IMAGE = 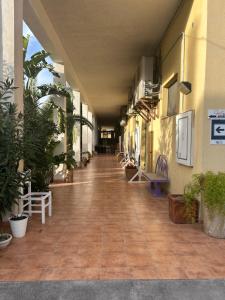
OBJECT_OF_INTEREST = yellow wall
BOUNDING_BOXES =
[125,0,225,193]
[150,0,208,193]
[125,0,211,193]
[202,0,225,171]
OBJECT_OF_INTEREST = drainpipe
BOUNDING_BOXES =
[80,102,82,163]
[180,32,185,112]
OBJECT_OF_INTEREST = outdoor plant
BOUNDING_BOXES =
[184,172,225,237]
[23,35,94,188]
[183,174,203,223]
[0,79,28,244]
[184,172,225,215]
[23,36,74,190]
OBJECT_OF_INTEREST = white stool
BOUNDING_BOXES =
[20,182,52,224]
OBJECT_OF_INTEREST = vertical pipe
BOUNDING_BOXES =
[180,32,185,112]
[80,102,82,163]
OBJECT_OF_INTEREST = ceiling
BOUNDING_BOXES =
[25,0,182,125]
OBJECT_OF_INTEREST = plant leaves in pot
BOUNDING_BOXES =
[185,172,225,238]
[0,79,28,244]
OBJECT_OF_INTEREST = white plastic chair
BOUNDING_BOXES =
[20,181,52,224]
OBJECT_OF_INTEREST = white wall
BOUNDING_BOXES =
[0,0,23,112]
[73,90,81,163]
[82,103,88,152]
[53,62,67,181]
[87,111,93,153]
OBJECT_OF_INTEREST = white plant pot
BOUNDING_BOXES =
[0,234,12,249]
[9,214,28,238]
[203,205,225,239]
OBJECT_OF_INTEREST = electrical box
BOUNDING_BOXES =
[176,110,194,166]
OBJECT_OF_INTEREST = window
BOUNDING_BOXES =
[167,80,180,116]
[101,131,113,139]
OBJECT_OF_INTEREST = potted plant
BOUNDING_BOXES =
[125,161,138,181]
[64,150,77,183]
[0,79,29,240]
[9,214,29,238]
[82,152,89,166]
[168,194,199,224]
[0,231,12,249]
[184,172,225,238]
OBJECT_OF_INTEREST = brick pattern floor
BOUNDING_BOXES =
[0,155,225,280]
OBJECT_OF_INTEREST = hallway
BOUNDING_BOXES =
[0,155,225,280]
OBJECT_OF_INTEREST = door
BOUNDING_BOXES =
[147,131,154,172]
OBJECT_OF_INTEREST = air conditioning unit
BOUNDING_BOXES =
[136,57,154,103]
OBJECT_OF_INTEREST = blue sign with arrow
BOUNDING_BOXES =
[211,119,225,144]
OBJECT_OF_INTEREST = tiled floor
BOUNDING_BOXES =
[1,155,225,280]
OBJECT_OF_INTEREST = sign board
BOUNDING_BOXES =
[208,109,225,119]
[210,119,225,144]
[176,110,194,166]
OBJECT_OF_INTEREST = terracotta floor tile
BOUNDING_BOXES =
[126,253,152,267]
[65,253,101,268]
[102,241,125,253]
[101,252,126,267]
[99,267,131,279]
[41,267,100,280]
[130,267,159,279]
[1,155,225,281]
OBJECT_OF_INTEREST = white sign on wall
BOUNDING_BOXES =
[208,109,225,119]
[210,119,225,144]
[176,110,194,166]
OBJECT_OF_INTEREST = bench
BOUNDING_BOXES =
[145,155,169,196]
[128,155,169,196]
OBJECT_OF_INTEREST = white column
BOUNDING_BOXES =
[73,90,81,164]
[92,115,98,152]
[53,62,67,181]
[82,103,88,153]
[87,111,93,154]
[0,0,23,112]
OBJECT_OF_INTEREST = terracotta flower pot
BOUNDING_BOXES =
[168,194,199,224]
[65,169,74,183]
[125,166,138,181]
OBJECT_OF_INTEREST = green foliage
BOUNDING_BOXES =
[73,115,94,130]
[184,172,225,216]
[23,94,63,191]
[64,150,77,170]
[23,36,59,84]
[23,36,74,191]
[0,80,27,222]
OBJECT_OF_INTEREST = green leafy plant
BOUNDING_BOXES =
[23,36,76,191]
[0,79,27,231]
[184,172,225,217]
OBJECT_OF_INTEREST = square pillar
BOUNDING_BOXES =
[73,90,81,164]
[82,103,88,153]
[0,0,23,112]
[87,111,93,154]
[53,63,67,181]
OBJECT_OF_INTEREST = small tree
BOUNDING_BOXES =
[23,36,76,190]
[0,79,26,229]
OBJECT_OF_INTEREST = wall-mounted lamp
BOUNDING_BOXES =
[179,81,192,95]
